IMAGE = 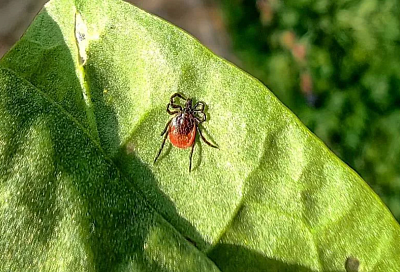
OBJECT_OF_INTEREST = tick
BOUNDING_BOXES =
[154,92,218,172]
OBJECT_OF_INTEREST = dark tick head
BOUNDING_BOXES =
[184,98,193,112]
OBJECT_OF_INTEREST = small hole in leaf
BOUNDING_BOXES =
[345,256,360,272]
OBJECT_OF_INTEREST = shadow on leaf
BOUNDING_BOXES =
[209,243,319,272]
[0,8,215,271]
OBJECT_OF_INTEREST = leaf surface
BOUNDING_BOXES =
[0,0,399,271]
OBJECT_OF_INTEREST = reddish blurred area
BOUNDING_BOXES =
[0,0,233,60]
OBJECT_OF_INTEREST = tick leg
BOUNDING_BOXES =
[197,126,218,148]
[154,131,169,164]
[170,93,186,109]
[160,119,172,136]
[194,101,205,112]
[171,92,187,103]
[189,143,195,172]
[167,103,181,115]
[194,112,206,123]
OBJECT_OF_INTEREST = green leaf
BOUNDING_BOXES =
[0,0,399,271]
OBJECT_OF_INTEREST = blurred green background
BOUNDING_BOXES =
[220,0,400,221]
[1,0,399,221]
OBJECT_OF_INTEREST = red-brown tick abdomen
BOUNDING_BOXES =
[169,113,196,149]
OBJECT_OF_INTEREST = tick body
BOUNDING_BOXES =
[169,113,196,148]
[154,93,218,172]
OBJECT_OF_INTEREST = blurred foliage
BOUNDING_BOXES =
[220,0,400,220]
